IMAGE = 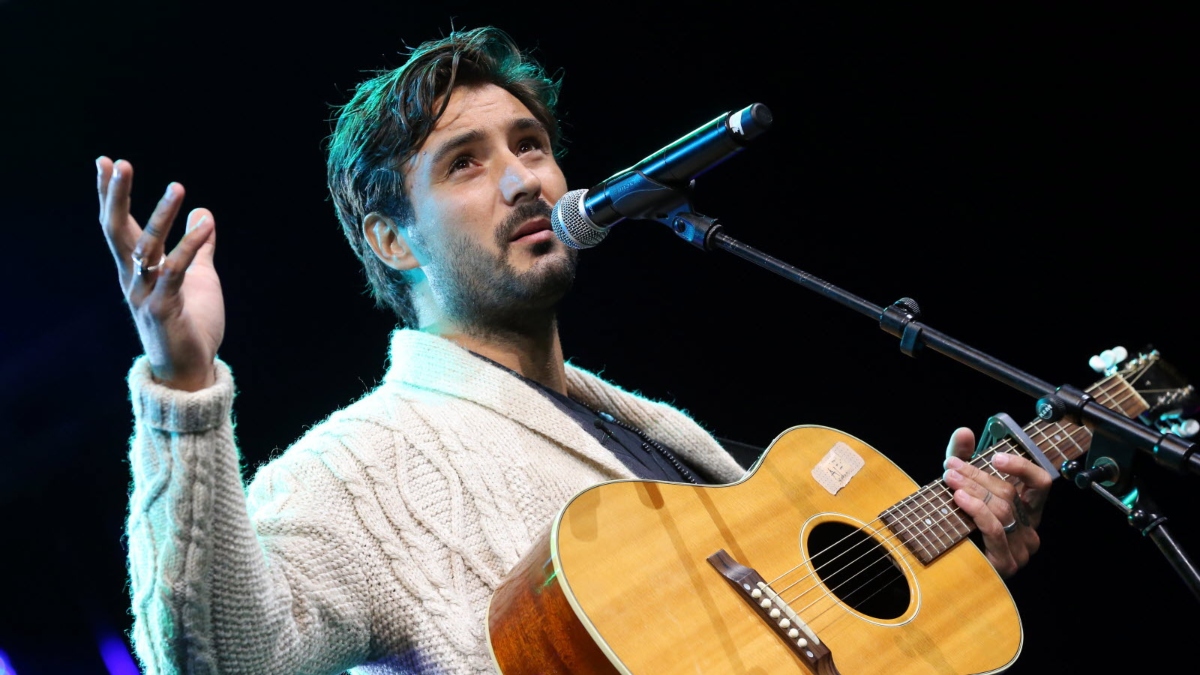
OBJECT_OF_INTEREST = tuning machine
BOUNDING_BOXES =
[1088,346,1129,375]
[1155,410,1200,439]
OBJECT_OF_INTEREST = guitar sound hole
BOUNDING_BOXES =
[806,522,910,620]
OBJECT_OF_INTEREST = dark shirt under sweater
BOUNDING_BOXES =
[470,352,708,484]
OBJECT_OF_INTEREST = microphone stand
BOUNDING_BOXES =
[660,205,1200,602]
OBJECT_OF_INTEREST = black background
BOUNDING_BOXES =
[2,1,1196,673]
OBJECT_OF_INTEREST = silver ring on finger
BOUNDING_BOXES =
[982,489,993,505]
[132,252,166,276]
[1002,519,1018,534]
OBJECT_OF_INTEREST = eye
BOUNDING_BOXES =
[448,155,473,173]
[516,136,546,155]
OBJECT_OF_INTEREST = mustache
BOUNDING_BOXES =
[497,199,555,244]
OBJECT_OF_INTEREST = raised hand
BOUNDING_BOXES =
[97,157,224,391]
[943,427,1053,578]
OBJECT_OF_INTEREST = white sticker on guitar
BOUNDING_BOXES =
[812,442,865,495]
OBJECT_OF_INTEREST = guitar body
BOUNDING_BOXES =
[488,425,1021,674]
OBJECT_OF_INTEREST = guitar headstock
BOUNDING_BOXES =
[1098,346,1198,438]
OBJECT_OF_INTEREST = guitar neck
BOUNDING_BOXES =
[880,371,1150,564]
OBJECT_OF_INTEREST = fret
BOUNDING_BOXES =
[899,495,940,560]
[881,366,1153,565]
[1025,423,1070,465]
[930,483,972,538]
[880,497,936,564]
[914,489,954,551]
[923,486,969,541]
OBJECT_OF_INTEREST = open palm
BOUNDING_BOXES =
[97,157,225,391]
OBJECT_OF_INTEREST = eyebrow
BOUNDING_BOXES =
[511,117,547,135]
[427,129,486,169]
[426,117,549,169]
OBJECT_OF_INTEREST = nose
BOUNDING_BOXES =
[498,153,542,205]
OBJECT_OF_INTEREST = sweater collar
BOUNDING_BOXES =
[382,329,634,477]
[381,329,745,484]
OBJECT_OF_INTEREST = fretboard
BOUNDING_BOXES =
[879,372,1150,564]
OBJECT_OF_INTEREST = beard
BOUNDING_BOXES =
[415,199,579,335]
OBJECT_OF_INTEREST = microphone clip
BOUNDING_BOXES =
[603,173,725,250]
[667,210,724,250]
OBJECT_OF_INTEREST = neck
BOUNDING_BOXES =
[422,316,569,396]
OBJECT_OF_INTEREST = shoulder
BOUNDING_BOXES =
[564,360,694,417]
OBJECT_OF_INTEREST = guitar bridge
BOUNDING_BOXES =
[707,549,841,675]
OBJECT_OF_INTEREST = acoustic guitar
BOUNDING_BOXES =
[487,349,1191,674]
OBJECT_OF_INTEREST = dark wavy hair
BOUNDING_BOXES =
[325,26,565,326]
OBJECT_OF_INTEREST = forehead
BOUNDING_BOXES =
[428,84,535,143]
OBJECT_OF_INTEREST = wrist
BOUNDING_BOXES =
[150,362,217,392]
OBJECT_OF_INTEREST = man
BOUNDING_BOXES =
[95,26,1050,674]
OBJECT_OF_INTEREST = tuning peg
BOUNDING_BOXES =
[1088,346,1129,374]
[1171,419,1199,438]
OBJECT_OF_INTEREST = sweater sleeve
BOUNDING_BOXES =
[124,356,372,675]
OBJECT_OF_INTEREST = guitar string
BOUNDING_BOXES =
[780,382,1133,624]
[771,422,1095,618]
[802,400,1118,617]
[768,372,1131,593]
[789,382,1135,626]
[779,378,1131,616]
[805,371,1143,617]
[762,375,1136,622]
[786,423,1103,623]
[767,373,1127,594]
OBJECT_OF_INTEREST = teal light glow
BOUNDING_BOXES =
[1121,487,1141,511]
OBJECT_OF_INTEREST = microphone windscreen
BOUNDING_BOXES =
[550,189,607,249]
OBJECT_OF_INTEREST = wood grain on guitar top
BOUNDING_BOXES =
[490,425,1022,675]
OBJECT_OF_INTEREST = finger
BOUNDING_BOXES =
[101,159,143,272]
[945,457,1022,540]
[992,452,1053,494]
[131,182,187,284]
[96,156,112,216]
[945,427,976,461]
[945,454,1017,502]
[158,212,216,294]
[944,461,1016,519]
[185,208,217,266]
[992,452,1053,527]
[952,488,1019,578]
[1021,528,1041,558]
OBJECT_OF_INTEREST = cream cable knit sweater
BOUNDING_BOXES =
[125,329,746,674]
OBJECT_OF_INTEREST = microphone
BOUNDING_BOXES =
[551,102,773,249]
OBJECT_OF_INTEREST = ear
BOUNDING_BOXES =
[362,212,420,272]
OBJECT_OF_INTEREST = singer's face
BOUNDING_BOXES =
[401,83,576,328]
